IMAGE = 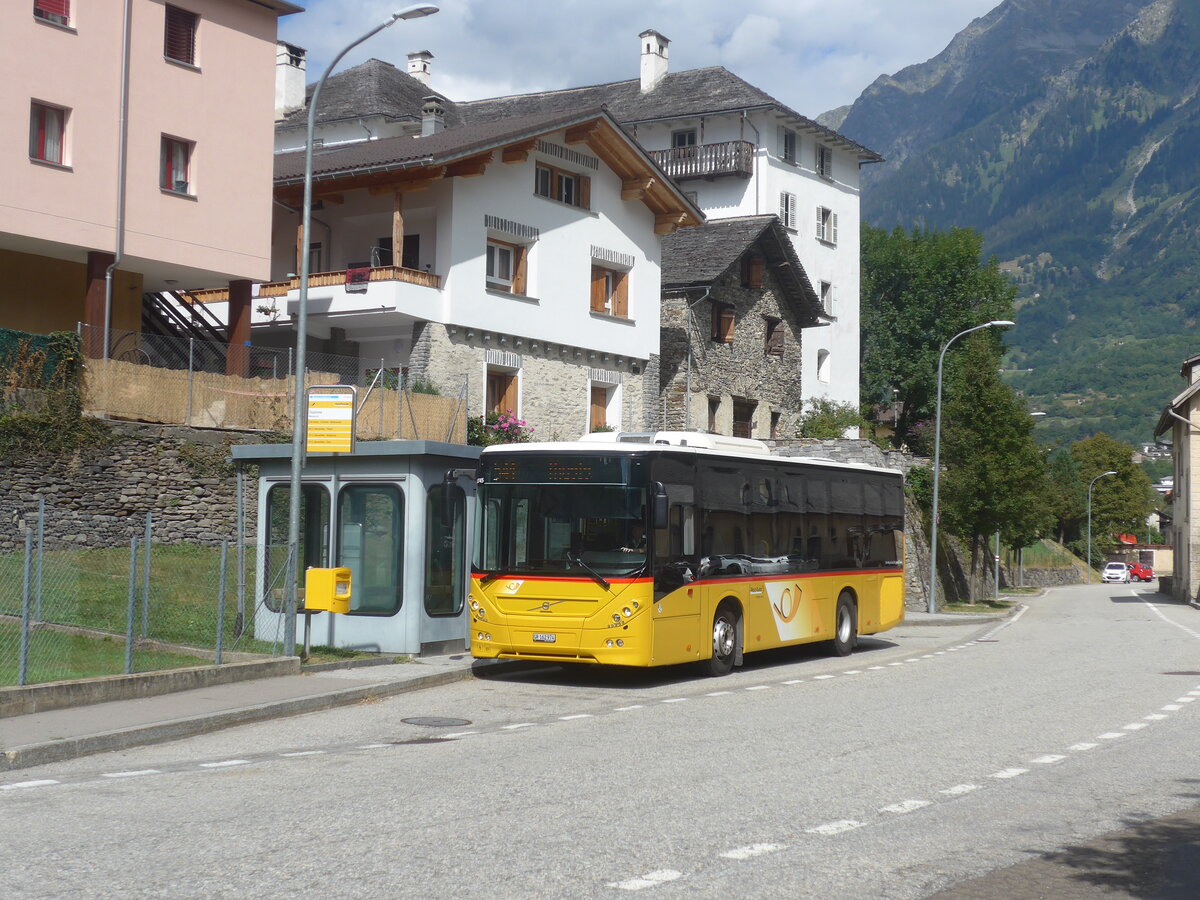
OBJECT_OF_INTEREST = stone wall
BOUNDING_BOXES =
[0,422,255,552]
[660,262,806,438]
[408,321,657,440]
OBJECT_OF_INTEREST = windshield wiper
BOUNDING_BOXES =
[479,570,502,585]
[566,552,610,590]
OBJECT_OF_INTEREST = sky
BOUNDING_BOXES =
[278,0,1002,119]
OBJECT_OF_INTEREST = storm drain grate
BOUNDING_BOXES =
[401,716,472,727]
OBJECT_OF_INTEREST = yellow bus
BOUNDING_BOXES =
[469,431,905,675]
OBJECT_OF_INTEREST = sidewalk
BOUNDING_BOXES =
[1,609,1007,773]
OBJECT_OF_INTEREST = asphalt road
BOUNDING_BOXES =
[3,582,1199,899]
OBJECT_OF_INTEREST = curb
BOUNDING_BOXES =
[1,664,481,772]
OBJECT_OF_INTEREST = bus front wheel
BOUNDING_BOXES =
[831,593,857,657]
[706,603,739,676]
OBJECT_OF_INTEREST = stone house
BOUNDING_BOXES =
[1154,353,1200,604]
[659,216,827,439]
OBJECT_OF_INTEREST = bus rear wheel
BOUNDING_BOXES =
[706,603,739,676]
[831,593,856,657]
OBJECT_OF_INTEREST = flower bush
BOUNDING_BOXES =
[468,410,535,446]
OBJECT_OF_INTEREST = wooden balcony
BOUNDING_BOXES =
[189,265,441,303]
[647,140,755,181]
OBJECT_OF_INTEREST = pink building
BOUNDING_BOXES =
[0,0,299,360]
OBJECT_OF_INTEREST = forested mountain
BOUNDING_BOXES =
[830,0,1200,446]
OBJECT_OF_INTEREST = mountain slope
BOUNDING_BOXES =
[834,0,1200,446]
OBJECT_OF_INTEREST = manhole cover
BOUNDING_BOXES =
[401,716,472,727]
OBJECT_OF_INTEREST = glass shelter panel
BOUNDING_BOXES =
[337,484,404,615]
[264,484,330,612]
[426,485,465,616]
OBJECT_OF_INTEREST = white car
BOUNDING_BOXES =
[1102,562,1130,583]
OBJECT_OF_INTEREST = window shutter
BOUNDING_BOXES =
[749,255,764,289]
[164,6,198,64]
[512,245,527,295]
[830,212,839,245]
[613,271,628,318]
[765,320,785,356]
[815,206,825,241]
[590,267,607,312]
[712,304,734,343]
[578,175,591,209]
[35,0,70,17]
[779,192,788,223]
[784,193,796,229]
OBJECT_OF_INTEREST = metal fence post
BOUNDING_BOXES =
[235,466,246,638]
[186,337,195,425]
[288,346,294,429]
[19,530,33,686]
[34,495,45,622]
[216,541,228,665]
[125,536,138,675]
[141,511,152,638]
[379,357,385,437]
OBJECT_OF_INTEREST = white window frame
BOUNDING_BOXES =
[780,127,797,164]
[486,241,514,291]
[817,349,831,383]
[820,281,834,315]
[816,144,833,179]
[816,206,838,245]
[779,191,797,230]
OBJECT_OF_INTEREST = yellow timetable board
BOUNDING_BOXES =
[305,386,356,453]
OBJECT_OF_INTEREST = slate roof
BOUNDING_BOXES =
[458,67,880,161]
[275,107,605,183]
[277,58,462,131]
[660,215,828,327]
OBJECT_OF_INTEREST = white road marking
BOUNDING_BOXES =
[745,685,770,691]
[502,723,534,730]
[200,760,248,768]
[1162,705,1183,711]
[443,731,479,738]
[1176,697,1196,703]
[814,674,836,680]
[939,784,979,796]
[1,779,59,790]
[781,679,804,685]
[559,714,593,720]
[661,698,688,704]
[888,662,905,666]
[920,655,935,659]
[1069,743,1099,751]
[101,769,162,778]
[806,820,865,835]
[1144,714,1168,721]
[842,670,864,675]
[608,869,682,891]
[721,843,784,860]
[704,692,732,697]
[1098,732,1126,740]
[989,768,1029,779]
[880,799,931,814]
[615,705,645,710]
[1123,723,1148,731]
[868,666,886,670]
[1031,755,1066,765]
[905,658,921,663]
[355,744,390,749]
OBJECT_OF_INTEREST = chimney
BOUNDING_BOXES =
[421,96,445,136]
[275,42,307,118]
[407,50,434,86]
[639,29,669,93]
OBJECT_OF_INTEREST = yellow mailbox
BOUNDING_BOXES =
[304,567,352,614]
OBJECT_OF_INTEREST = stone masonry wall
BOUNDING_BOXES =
[408,321,658,440]
[0,422,256,552]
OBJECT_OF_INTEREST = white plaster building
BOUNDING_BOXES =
[1155,353,1200,605]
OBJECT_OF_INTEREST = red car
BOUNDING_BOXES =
[1128,562,1155,582]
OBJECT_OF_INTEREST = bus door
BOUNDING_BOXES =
[651,480,700,664]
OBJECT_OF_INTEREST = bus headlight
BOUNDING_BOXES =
[476,606,487,621]
[616,639,624,647]
[622,607,632,618]
[606,639,614,648]
[612,613,621,623]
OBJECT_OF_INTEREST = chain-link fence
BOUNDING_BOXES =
[0,497,283,687]
[84,323,466,441]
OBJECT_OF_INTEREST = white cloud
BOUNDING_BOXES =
[280,0,1000,116]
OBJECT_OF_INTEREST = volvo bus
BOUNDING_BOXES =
[468,431,905,675]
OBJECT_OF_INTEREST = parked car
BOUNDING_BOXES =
[1128,562,1155,582]
[1102,562,1130,583]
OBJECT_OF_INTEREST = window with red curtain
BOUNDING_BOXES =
[29,103,66,164]
[160,137,191,193]
[33,0,70,26]
[164,5,198,64]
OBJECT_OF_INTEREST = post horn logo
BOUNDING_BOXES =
[772,586,802,623]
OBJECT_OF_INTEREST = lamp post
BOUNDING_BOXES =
[1086,470,1117,584]
[284,5,439,656]
[926,319,1014,613]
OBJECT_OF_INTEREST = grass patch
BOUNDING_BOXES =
[0,622,210,685]
[944,601,1017,613]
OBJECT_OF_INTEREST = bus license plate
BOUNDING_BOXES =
[532,633,556,643]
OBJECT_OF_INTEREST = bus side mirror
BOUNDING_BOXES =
[442,467,473,521]
[651,481,669,530]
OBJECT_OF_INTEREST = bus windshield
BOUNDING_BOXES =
[475,454,649,579]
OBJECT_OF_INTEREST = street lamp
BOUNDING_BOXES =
[1086,470,1117,584]
[284,5,439,656]
[926,319,1014,613]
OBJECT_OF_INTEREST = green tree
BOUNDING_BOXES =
[938,336,1051,602]
[1043,448,1086,544]
[795,398,865,439]
[1069,433,1152,563]
[860,225,1017,450]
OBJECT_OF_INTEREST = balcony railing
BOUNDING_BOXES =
[189,265,441,304]
[647,140,755,181]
